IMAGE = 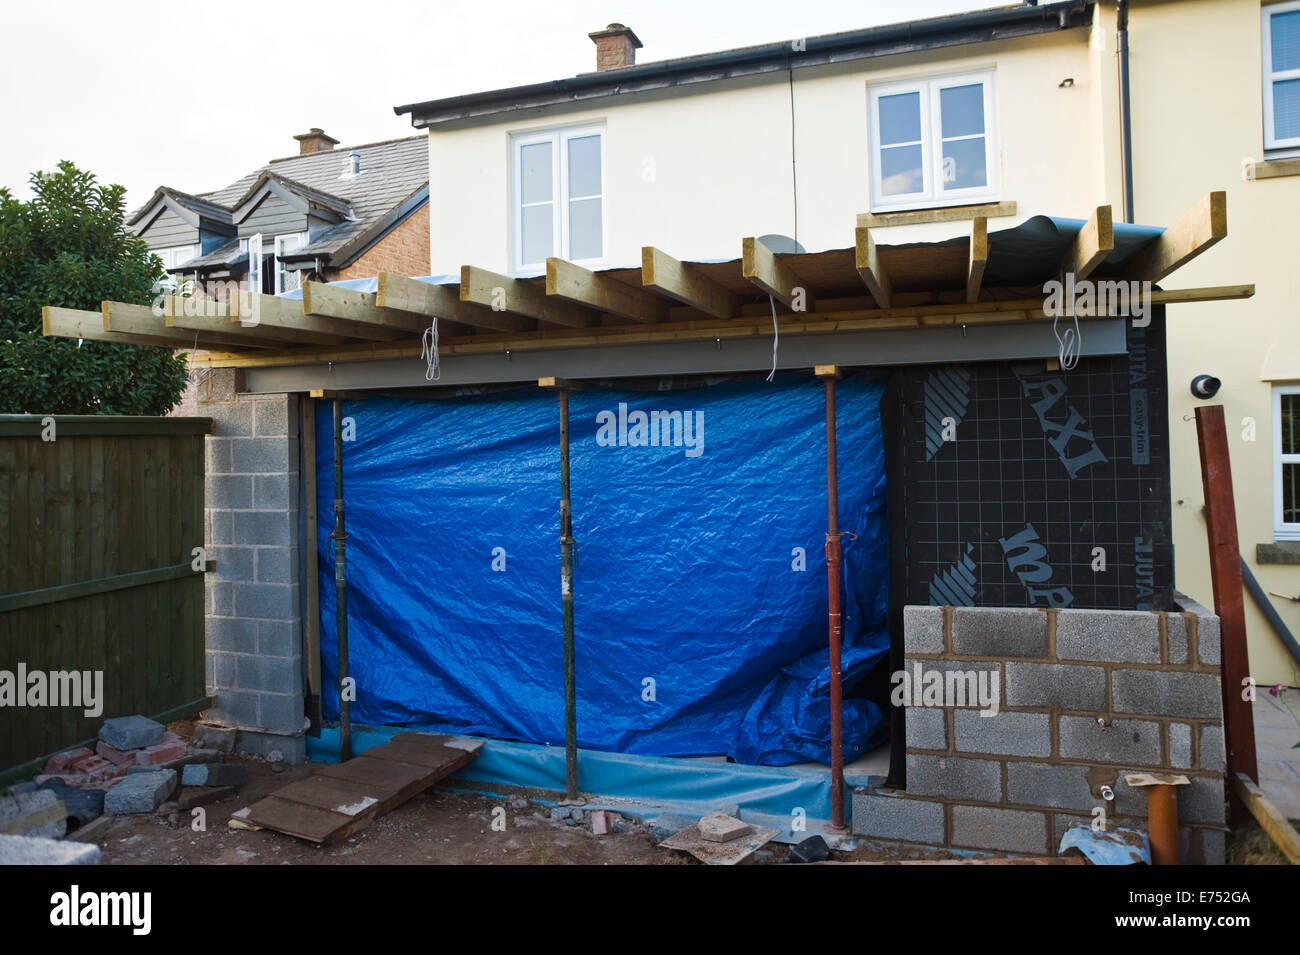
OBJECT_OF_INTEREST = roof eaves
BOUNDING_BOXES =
[396,1,1092,128]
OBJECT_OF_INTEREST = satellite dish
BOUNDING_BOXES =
[756,233,806,255]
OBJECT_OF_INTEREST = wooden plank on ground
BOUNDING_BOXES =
[1234,772,1300,864]
[242,733,480,843]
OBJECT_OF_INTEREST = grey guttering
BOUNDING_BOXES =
[395,1,1093,128]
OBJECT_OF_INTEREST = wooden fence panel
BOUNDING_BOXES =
[0,415,213,783]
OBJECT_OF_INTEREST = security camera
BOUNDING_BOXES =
[1190,375,1221,399]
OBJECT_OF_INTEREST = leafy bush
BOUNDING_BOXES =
[0,162,189,415]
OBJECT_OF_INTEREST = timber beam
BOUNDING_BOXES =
[460,265,595,328]
[640,246,738,319]
[966,218,988,305]
[231,292,403,342]
[854,227,891,309]
[165,296,344,346]
[376,272,530,333]
[301,281,439,336]
[546,258,667,324]
[1059,205,1114,282]
[1124,191,1227,282]
[743,236,812,311]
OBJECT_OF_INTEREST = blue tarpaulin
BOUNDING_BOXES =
[316,372,890,765]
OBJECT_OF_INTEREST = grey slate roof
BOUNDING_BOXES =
[128,186,234,227]
[182,238,246,271]
[133,135,428,270]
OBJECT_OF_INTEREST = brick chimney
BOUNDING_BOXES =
[293,128,339,155]
[588,23,642,71]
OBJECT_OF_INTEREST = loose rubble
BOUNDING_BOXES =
[2,715,246,844]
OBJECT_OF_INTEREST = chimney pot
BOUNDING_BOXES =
[293,127,340,155]
[588,23,642,71]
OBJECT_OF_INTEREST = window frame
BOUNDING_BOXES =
[274,232,308,294]
[1263,1,1300,151]
[153,245,195,270]
[868,69,999,212]
[510,123,606,275]
[1275,383,1300,539]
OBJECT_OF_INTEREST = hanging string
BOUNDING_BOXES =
[766,293,779,382]
[421,316,441,381]
[1053,270,1082,371]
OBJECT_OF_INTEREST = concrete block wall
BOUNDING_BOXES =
[853,596,1227,863]
[176,369,307,762]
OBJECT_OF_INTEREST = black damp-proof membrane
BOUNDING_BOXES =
[888,305,1172,613]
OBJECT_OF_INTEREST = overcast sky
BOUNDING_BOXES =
[0,0,1008,208]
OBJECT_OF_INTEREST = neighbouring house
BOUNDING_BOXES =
[128,129,429,297]
[41,2,1276,863]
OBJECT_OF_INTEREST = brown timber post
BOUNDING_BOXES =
[1194,406,1258,809]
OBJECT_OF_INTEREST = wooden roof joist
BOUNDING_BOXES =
[184,284,1256,370]
[231,292,404,342]
[302,281,469,337]
[103,301,270,351]
[37,191,1247,365]
[1123,191,1226,282]
[376,272,530,333]
[165,296,347,347]
[546,257,666,324]
[460,265,595,328]
[744,236,814,311]
[640,246,738,318]
[966,218,988,305]
[855,226,891,309]
[1059,205,1113,282]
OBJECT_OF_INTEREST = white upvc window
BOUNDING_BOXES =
[1264,2,1300,150]
[511,124,605,274]
[153,245,195,270]
[275,232,308,294]
[1275,384,1300,539]
[868,70,998,212]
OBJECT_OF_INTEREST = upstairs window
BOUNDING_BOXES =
[1276,384,1300,539]
[1264,2,1300,150]
[511,125,604,274]
[153,245,195,270]
[868,70,998,211]
[275,232,307,294]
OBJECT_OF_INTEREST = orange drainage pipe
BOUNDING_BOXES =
[1125,773,1191,865]
[817,365,847,833]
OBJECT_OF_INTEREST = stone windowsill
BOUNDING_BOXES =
[1257,540,1300,564]
[1245,157,1300,181]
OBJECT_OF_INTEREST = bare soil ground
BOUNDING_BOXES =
[50,721,1280,865]
[85,747,684,866]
